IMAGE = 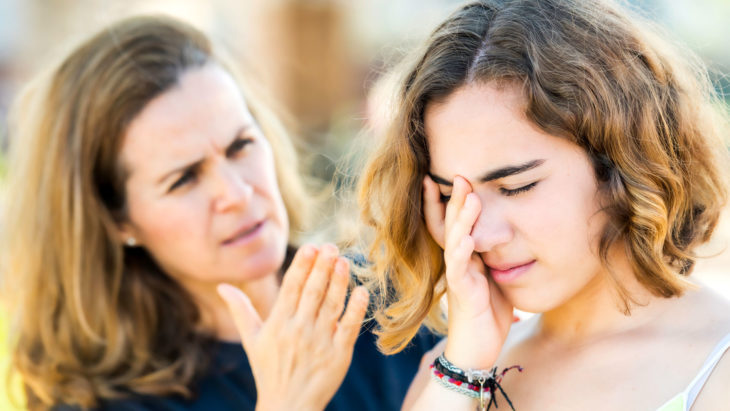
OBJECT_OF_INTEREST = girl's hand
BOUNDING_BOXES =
[423,175,513,370]
[218,244,369,411]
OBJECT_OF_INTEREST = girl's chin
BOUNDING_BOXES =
[501,290,560,315]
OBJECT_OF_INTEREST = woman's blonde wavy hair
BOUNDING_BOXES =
[359,0,729,354]
[2,15,311,409]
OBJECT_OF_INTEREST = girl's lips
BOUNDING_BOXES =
[488,260,535,283]
[222,220,265,246]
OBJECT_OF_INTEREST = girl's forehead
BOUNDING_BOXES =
[424,85,553,157]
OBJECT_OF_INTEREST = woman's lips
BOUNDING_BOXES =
[222,220,265,246]
[488,260,535,283]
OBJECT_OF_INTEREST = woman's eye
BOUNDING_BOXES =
[227,137,253,158]
[169,169,197,192]
[439,193,452,203]
[500,181,538,197]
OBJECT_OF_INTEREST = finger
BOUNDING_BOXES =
[487,275,514,330]
[218,283,262,351]
[334,286,369,349]
[315,257,350,336]
[423,175,446,248]
[445,235,475,285]
[270,245,318,320]
[296,243,339,320]
[449,192,481,241]
[444,176,472,232]
[444,193,480,255]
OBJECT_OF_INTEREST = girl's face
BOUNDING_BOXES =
[119,64,289,288]
[424,83,609,313]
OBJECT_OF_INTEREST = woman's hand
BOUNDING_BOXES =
[423,175,513,370]
[218,244,369,411]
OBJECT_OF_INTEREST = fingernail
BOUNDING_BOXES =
[455,175,471,190]
[354,287,369,302]
[217,283,238,303]
[322,243,339,255]
[299,244,316,258]
[337,258,350,274]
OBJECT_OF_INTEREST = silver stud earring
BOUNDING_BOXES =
[125,237,137,247]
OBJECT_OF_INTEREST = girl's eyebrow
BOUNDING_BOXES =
[428,159,545,186]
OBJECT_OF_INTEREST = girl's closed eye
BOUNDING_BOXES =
[500,181,538,197]
[440,181,539,202]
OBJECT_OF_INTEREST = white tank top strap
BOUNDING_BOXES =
[685,331,730,408]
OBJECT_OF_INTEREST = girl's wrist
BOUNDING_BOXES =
[429,352,523,411]
[443,345,494,373]
[444,333,499,370]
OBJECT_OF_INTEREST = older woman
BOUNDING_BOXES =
[3,15,434,411]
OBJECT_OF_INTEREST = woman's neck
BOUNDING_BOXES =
[180,272,281,343]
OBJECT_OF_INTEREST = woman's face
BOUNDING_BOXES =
[424,83,608,313]
[119,64,289,287]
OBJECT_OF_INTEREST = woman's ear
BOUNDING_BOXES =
[117,222,141,247]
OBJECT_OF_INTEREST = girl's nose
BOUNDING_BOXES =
[471,202,514,253]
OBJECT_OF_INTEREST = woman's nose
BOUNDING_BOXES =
[211,162,253,213]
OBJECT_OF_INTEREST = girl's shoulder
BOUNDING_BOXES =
[655,286,730,409]
[670,286,730,335]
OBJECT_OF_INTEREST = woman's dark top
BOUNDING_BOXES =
[56,323,439,411]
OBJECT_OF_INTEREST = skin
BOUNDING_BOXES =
[118,64,368,410]
[119,64,290,334]
[405,82,730,410]
[220,244,370,411]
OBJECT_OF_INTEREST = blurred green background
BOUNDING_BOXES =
[0,1,728,409]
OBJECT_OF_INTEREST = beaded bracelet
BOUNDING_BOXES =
[430,354,523,411]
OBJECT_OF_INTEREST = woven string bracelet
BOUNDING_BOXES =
[430,363,482,399]
[431,354,523,411]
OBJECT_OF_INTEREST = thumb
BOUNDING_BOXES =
[422,175,446,247]
[217,283,262,349]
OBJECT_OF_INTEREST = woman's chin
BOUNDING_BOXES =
[229,248,288,282]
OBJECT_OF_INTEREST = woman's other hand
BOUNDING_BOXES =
[218,244,369,411]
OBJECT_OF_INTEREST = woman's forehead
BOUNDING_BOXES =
[120,66,254,178]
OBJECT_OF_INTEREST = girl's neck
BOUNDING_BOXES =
[537,248,670,345]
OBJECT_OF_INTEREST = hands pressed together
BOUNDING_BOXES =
[218,244,369,411]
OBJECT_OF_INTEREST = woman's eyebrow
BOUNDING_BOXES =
[428,159,545,186]
[224,124,254,157]
[157,158,204,185]
[156,125,255,185]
